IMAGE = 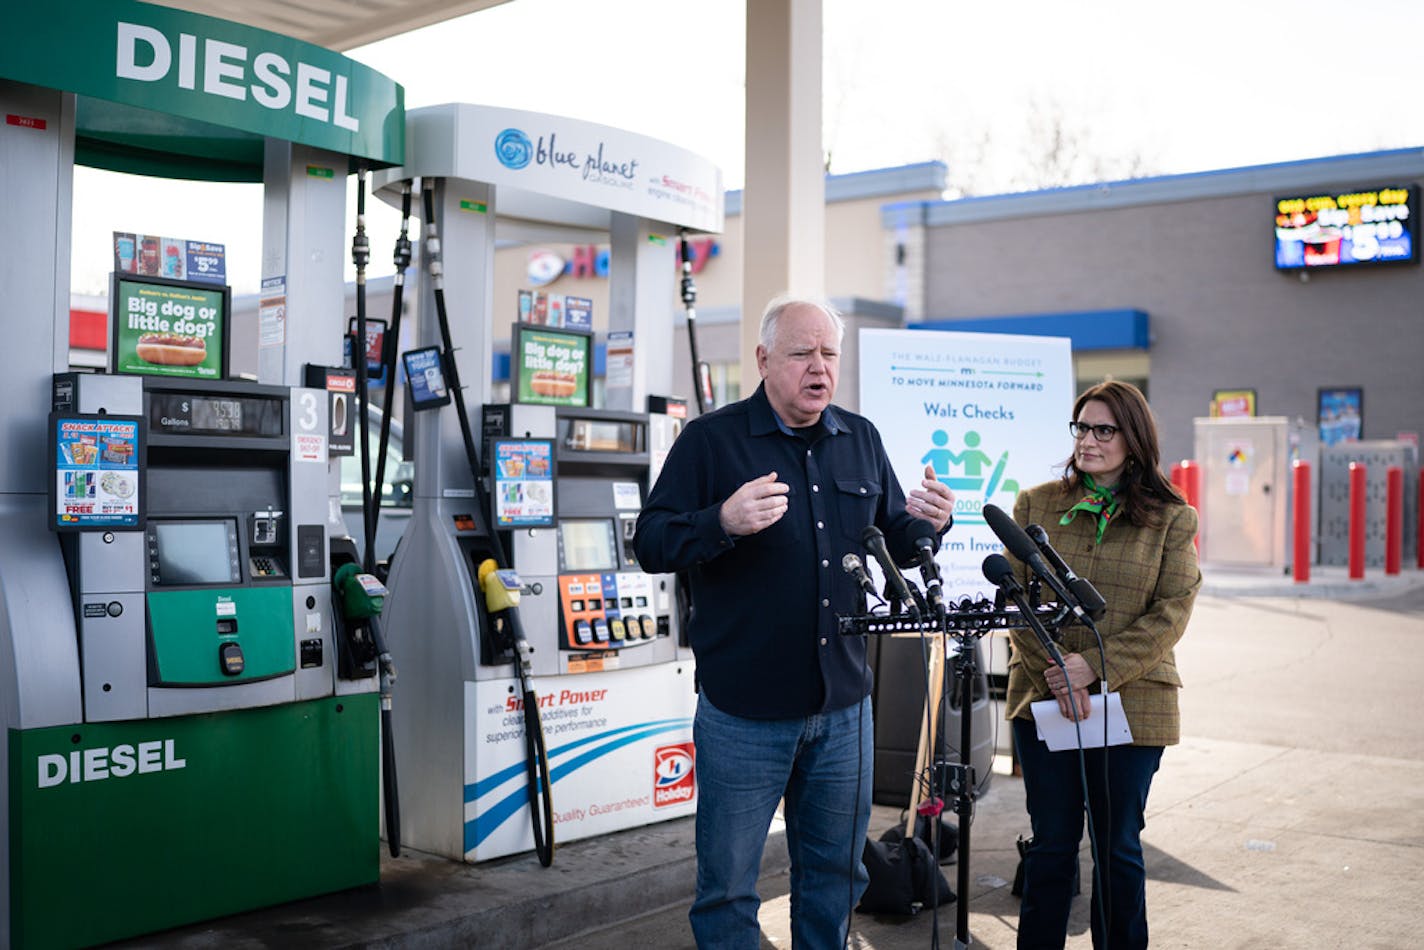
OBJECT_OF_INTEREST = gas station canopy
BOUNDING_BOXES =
[147,0,512,53]
[4,0,411,180]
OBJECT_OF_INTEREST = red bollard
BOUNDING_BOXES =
[1292,460,1311,584]
[1418,468,1424,570]
[1179,460,1202,549]
[1385,466,1403,575]
[1170,461,1186,495]
[1348,462,1367,580]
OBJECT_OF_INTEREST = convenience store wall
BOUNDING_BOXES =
[914,149,1424,467]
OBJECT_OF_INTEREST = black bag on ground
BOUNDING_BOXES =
[880,813,958,864]
[857,834,955,915]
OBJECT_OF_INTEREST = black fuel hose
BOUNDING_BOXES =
[370,182,414,563]
[353,165,401,858]
[421,181,555,866]
[679,230,712,414]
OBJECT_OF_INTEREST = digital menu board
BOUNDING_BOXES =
[1274,185,1418,270]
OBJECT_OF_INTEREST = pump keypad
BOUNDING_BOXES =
[249,556,285,578]
[557,572,661,651]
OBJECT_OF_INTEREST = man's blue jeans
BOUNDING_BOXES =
[689,693,873,949]
[1012,717,1164,950]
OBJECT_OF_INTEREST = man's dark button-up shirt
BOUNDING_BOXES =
[634,384,938,719]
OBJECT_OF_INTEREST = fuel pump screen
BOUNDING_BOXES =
[558,519,617,572]
[152,520,240,585]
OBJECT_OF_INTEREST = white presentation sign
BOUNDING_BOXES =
[859,329,1074,601]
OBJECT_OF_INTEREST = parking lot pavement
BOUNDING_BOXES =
[568,572,1424,949]
[124,568,1424,949]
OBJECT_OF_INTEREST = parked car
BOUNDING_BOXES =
[339,409,412,566]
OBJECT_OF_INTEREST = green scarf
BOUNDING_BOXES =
[1059,473,1121,544]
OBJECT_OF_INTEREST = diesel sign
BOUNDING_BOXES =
[37,739,187,788]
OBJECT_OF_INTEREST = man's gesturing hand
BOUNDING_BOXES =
[718,472,790,537]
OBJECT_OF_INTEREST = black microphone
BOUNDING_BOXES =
[982,554,1064,665]
[841,553,877,599]
[1026,523,1107,621]
[981,552,1023,594]
[913,536,944,612]
[982,504,1089,623]
[861,525,917,616]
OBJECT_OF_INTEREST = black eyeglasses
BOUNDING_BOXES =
[1069,421,1119,442]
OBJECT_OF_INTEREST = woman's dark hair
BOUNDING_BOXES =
[1061,379,1185,527]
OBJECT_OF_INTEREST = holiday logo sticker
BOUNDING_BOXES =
[652,742,695,808]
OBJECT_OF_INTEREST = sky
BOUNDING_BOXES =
[69,0,1424,296]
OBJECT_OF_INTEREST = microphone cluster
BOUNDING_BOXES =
[841,526,945,621]
[980,505,1105,625]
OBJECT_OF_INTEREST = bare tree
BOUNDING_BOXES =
[938,97,1157,198]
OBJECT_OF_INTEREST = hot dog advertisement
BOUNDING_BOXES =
[112,276,228,379]
[515,324,591,407]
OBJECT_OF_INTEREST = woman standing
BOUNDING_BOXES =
[1005,380,1201,950]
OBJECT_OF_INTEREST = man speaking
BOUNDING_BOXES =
[635,296,954,947]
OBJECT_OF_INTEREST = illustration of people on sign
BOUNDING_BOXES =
[922,429,1018,499]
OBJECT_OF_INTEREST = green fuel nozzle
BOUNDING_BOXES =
[333,563,388,620]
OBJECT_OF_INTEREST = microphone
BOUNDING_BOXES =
[982,554,1064,665]
[861,525,917,616]
[981,553,1023,595]
[982,504,1089,623]
[913,536,944,612]
[841,553,878,599]
[1025,524,1107,621]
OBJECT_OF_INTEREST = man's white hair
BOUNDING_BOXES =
[758,296,846,350]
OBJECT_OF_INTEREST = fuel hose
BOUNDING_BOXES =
[422,181,555,866]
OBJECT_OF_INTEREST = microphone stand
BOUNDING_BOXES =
[938,598,1004,950]
[841,593,1065,949]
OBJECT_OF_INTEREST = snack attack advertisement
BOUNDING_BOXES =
[112,276,228,379]
[515,325,590,407]
[493,439,555,527]
[51,415,142,530]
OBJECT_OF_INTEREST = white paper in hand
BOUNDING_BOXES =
[1030,691,1133,751]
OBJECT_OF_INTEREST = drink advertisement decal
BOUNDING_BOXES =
[859,329,1073,600]
[52,415,142,530]
[113,279,226,379]
[402,346,451,410]
[113,232,226,284]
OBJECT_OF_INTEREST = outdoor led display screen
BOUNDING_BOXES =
[1274,184,1418,270]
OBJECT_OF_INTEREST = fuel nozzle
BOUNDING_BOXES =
[332,563,396,688]
[333,562,387,620]
[478,558,532,666]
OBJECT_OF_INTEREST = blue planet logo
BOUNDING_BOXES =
[495,128,533,170]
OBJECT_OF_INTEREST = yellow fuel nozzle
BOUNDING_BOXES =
[478,558,522,613]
